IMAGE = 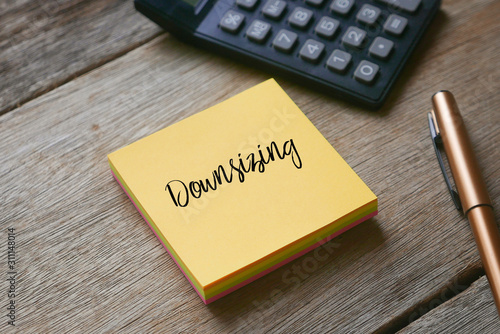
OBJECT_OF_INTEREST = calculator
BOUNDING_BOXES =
[135,0,441,108]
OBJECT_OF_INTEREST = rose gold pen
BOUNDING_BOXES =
[429,90,500,316]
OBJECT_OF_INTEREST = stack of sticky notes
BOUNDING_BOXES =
[108,79,377,304]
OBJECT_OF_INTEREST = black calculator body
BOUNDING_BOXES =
[135,0,441,108]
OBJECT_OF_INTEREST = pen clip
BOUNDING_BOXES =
[428,111,462,211]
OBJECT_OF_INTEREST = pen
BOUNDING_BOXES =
[429,90,500,316]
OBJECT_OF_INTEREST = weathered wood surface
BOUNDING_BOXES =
[0,0,499,332]
[0,0,161,115]
[398,276,500,333]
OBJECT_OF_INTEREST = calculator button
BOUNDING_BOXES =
[398,0,421,12]
[288,7,313,29]
[246,20,272,43]
[326,49,352,73]
[220,10,245,33]
[305,0,325,7]
[384,14,408,35]
[273,29,298,53]
[342,26,367,48]
[262,0,287,20]
[299,39,325,63]
[377,0,421,13]
[330,0,355,16]
[354,60,379,84]
[315,17,340,39]
[369,37,394,59]
[356,4,381,26]
[237,0,259,10]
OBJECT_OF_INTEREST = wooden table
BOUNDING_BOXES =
[1,0,499,332]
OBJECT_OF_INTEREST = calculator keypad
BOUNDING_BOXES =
[208,0,439,107]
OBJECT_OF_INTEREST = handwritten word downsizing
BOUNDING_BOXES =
[165,139,302,207]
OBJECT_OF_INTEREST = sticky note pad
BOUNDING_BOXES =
[108,79,377,304]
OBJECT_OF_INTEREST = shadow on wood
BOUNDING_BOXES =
[204,218,385,326]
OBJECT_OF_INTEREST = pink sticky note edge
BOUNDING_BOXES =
[111,169,377,304]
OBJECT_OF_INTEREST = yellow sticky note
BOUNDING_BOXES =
[108,79,377,303]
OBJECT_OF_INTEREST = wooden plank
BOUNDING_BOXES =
[0,0,499,332]
[397,276,500,333]
[0,0,161,115]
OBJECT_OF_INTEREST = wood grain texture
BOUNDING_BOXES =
[0,0,161,115]
[0,0,499,332]
[398,276,500,333]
